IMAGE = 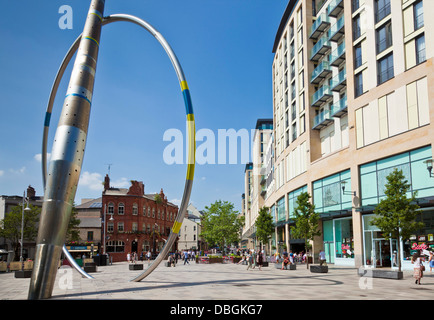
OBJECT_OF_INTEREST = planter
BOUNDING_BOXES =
[15,270,32,278]
[232,257,242,264]
[209,257,223,264]
[84,262,97,273]
[129,264,144,270]
[310,265,328,273]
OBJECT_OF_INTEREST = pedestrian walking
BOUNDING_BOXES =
[429,251,434,272]
[412,251,425,285]
[246,252,253,270]
[319,249,327,266]
[257,250,263,271]
[127,252,131,263]
[183,251,189,265]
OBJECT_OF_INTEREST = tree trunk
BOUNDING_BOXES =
[305,239,309,269]
[397,231,402,273]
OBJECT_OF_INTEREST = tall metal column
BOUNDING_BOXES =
[28,0,105,300]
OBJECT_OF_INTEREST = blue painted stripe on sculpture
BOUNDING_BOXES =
[44,112,52,127]
[66,93,92,105]
[182,89,194,115]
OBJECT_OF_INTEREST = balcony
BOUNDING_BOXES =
[330,68,347,92]
[328,15,345,42]
[260,185,267,196]
[330,96,348,117]
[310,37,331,61]
[328,0,344,18]
[309,13,331,40]
[313,109,334,130]
[329,42,345,67]
[311,60,332,85]
[311,85,333,107]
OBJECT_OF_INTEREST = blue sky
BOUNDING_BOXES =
[0,0,287,212]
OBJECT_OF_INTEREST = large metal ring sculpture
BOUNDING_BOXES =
[31,0,195,300]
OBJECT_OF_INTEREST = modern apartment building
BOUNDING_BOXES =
[241,120,273,250]
[262,0,434,270]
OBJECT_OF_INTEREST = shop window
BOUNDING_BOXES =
[334,218,354,258]
[106,240,125,253]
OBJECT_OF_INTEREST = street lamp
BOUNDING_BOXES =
[423,159,433,177]
[20,191,31,270]
[340,181,356,196]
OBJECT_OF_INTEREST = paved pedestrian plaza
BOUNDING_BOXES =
[1,260,433,301]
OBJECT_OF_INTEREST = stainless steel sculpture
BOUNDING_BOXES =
[31,1,195,299]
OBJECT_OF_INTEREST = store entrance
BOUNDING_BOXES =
[373,239,392,267]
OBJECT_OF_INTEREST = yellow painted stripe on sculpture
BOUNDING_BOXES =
[172,221,182,233]
[180,80,189,91]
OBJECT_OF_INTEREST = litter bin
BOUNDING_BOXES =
[99,254,107,266]
[93,255,101,266]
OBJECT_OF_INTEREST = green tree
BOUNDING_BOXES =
[255,206,274,253]
[291,192,321,269]
[0,204,40,260]
[66,203,81,243]
[371,168,424,272]
[200,200,244,252]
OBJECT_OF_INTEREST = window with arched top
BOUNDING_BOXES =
[143,205,146,216]
[132,203,138,215]
[118,203,124,215]
[148,207,151,217]
[152,208,155,218]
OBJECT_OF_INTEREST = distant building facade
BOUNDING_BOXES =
[101,175,179,262]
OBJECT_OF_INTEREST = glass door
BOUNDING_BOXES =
[373,239,382,267]
[324,242,335,264]
[391,239,399,268]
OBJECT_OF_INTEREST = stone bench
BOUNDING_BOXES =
[129,264,144,270]
[310,265,328,273]
[358,268,403,280]
[274,263,296,270]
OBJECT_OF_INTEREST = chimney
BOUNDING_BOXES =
[27,185,36,199]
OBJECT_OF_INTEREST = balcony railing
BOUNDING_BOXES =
[311,85,333,107]
[309,13,330,39]
[330,42,345,67]
[330,96,348,117]
[311,60,332,84]
[328,15,345,42]
[313,109,334,130]
[330,68,347,92]
[310,36,331,61]
[328,0,344,18]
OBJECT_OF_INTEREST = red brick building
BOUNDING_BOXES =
[101,175,179,262]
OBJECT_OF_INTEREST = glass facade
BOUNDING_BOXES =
[313,169,352,216]
[360,145,434,207]
[360,146,434,269]
[287,185,308,219]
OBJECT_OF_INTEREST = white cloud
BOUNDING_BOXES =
[34,153,51,163]
[78,171,104,191]
[170,198,181,206]
[111,177,130,188]
[10,167,26,174]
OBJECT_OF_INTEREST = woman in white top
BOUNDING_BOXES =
[411,251,425,285]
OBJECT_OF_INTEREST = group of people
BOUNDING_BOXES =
[412,250,434,285]
[167,250,197,267]
[127,251,152,263]
[237,249,265,271]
